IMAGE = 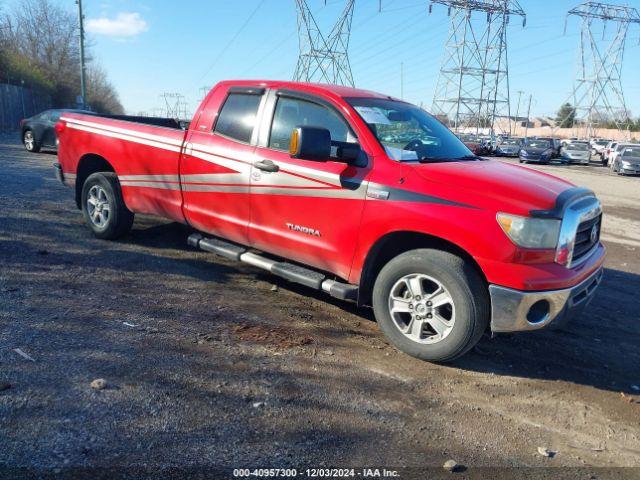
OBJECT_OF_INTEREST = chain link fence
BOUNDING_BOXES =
[0,83,52,132]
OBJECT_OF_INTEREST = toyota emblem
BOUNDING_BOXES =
[590,224,598,244]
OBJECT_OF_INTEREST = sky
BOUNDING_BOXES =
[9,0,640,118]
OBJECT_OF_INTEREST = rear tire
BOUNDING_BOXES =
[372,249,490,363]
[81,172,134,240]
[23,130,40,153]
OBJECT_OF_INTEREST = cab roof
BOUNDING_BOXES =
[215,80,397,100]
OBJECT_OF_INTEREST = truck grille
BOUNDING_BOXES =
[573,214,601,263]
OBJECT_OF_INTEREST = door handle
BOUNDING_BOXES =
[254,159,279,173]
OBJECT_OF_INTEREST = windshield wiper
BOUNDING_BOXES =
[418,155,480,163]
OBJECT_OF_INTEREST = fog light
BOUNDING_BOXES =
[526,300,550,324]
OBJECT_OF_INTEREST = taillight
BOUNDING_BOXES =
[54,121,66,135]
[19,119,25,128]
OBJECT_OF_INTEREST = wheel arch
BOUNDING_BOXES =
[357,230,487,307]
[22,126,38,142]
[75,154,116,208]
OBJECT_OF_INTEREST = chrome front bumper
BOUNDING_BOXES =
[489,268,604,333]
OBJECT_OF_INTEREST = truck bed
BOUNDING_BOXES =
[58,112,189,222]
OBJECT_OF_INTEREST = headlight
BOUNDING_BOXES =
[497,213,561,249]
[520,150,528,156]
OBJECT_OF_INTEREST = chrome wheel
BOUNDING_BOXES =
[388,273,455,344]
[24,131,34,151]
[86,185,111,228]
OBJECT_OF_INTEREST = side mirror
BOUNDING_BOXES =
[289,126,331,161]
[334,141,361,163]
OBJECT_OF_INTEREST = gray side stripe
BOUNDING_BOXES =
[360,181,477,209]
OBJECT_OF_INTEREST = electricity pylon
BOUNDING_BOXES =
[159,93,185,119]
[561,2,640,138]
[430,0,526,135]
[293,0,356,86]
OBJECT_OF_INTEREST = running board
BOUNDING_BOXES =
[188,233,358,301]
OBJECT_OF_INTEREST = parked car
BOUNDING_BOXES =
[536,137,562,158]
[608,143,636,168]
[590,139,611,158]
[20,109,92,153]
[560,142,591,165]
[479,135,497,154]
[611,145,640,175]
[519,139,555,163]
[602,141,618,165]
[54,80,605,363]
[561,137,579,147]
[495,138,523,157]
[458,133,491,156]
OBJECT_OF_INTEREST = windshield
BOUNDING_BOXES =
[622,148,640,158]
[501,139,521,146]
[595,141,609,146]
[347,98,473,162]
[567,143,588,151]
[526,140,550,148]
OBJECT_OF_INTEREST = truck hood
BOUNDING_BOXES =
[409,160,574,213]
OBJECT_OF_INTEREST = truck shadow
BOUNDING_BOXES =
[269,264,640,394]
[125,221,640,395]
[7,208,637,396]
[453,267,640,394]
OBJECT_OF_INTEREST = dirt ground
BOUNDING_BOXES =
[1,135,639,479]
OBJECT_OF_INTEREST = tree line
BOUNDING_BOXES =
[556,103,640,132]
[0,0,123,114]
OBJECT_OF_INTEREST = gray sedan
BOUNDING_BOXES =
[612,146,640,175]
[560,142,591,165]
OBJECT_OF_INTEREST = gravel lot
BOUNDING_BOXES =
[1,136,639,479]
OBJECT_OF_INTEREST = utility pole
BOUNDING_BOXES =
[515,90,524,136]
[76,0,87,108]
[400,62,404,100]
[199,86,211,103]
[524,94,532,139]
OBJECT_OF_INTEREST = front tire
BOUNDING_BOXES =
[23,130,40,153]
[372,249,490,363]
[81,172,134,239]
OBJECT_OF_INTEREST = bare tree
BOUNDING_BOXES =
[1,0,123,113]
[86,64,124,114]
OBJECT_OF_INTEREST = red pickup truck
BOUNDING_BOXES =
[54,80,605,362]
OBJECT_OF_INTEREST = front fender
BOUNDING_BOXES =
[348,197,516,285]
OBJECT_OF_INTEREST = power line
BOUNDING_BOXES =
[193,0,268,86]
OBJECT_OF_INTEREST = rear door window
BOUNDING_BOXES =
[214,93,263,143]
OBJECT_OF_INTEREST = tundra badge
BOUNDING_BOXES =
[286,223,321,237]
